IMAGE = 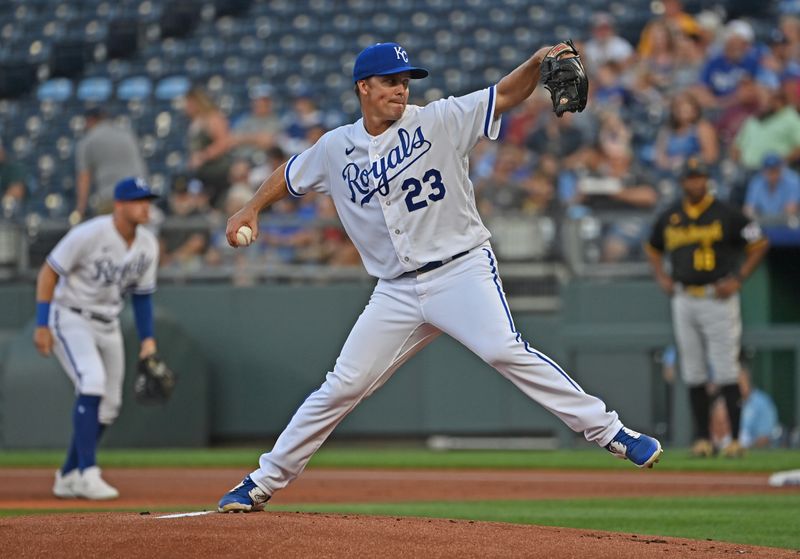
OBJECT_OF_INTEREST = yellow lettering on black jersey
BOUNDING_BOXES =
[664,220,723,251]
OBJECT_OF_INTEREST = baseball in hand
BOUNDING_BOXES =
[236,225,253,247]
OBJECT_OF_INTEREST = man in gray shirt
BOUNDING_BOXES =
[74,107,147,220]
[229,85,282,163]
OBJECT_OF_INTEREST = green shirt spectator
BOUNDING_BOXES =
[733,97,800,170]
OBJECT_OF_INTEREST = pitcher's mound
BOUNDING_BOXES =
[2,511,797,558]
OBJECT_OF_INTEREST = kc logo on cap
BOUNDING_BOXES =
[394,45,408,62]
[353,42,429,83]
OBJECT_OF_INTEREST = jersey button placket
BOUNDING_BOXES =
[381,185,411,268]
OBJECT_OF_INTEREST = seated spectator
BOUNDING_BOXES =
[314,197,361,267]
[715,77,762,149]
[281,88,323,154]
[694,20,765,109]
[468,138,499,184]
[779,14,800,61]
[763,30,800,108]
[669,31,707,94]
[0,140,27,217]
[205,184,262,285]
[502,94,550,146]
[638,0,700,58]
[583,14,634,71]
[249,146,289,192]
[744,153,800,218]
[655,93,719,176]
[694,9,724,51]
[227,159,254,198]
[159,176,211,270]
[526,111,586,167]
[475,145,528,217]
[635,20,679,94]
[709,361,783,451]
[184,87,234,207]
[595,110,632,162]
[732,88,800,171]
[521,172,558,216]
[738,366,782,449]
[229,84,282,163]
[567,120,659,262]
[591,63,633,111]
[261,197,315,264]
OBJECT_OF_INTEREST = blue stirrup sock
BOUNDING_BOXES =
[72,394,102,472]
[62,399,108,474]
[61,436,79,475]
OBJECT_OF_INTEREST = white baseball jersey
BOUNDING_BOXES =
[249,85,627,497]
[47,215,159,318]
[285,85,500,278]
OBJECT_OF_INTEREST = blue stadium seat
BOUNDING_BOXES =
[154,75,190,100]
[117,75,152,100]
[36,78,73,102]
[76,76,112,102]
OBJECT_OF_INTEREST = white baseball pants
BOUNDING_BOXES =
[251,243,623,495]
[50,304,125,425]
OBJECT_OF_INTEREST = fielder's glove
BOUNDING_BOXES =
[133,353,176,404]
[540,39,588,117]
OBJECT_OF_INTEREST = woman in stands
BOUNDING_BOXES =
[654,92,719,180]
[184,86,234,207]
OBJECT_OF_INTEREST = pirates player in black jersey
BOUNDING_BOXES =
[646,157,769,457]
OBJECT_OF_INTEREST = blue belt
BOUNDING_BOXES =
[403,250,470,277]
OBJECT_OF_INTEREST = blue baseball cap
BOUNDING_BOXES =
[114,177,159,201]
[352,43,429,83]
[762,153,783,169]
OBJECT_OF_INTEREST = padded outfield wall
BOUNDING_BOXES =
[0,269,797,449]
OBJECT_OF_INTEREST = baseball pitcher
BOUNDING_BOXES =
[218,42,662,513]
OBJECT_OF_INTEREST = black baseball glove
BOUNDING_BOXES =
[540,40,588,117]
[133,353,176,404]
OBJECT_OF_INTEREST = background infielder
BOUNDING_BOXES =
[33,177,160,499]
[646,158,769,458]
[218,42,663,513]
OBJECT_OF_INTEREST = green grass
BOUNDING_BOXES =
[268,495,800,550]
[1,447,799,472]
[2,446,798,550]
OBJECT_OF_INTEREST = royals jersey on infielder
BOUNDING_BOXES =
[48,214,158,421]
[35,176,160,500]
[218,42,663,512]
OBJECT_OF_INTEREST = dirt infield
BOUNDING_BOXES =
[2,468,799,558]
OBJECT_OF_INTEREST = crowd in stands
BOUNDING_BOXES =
[3,1,800,274]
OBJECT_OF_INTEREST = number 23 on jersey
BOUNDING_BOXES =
[402,168,446,212]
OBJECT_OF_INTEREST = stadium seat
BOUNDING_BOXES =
[154,75,190,100]
[117,75,152,100]
[76,76,112,102]
[36,78,73,102]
